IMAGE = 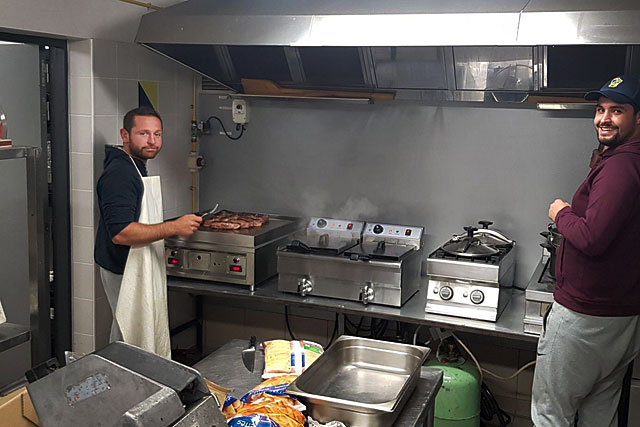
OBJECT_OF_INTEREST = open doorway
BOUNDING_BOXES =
[0,31,70,389]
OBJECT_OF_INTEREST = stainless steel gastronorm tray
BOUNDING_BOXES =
[286,336,430,427]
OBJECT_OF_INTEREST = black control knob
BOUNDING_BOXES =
[439,286,453,301]
[317,218,327,228]
[478,220,493,229]
[470,290,485,305]
[373,224,384,234]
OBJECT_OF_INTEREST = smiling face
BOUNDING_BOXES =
[594,97,640,148]
[120,115,163,160]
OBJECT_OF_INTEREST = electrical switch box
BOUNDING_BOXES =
[232,99,249,124]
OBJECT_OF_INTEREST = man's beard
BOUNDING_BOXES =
[129,145,160,160]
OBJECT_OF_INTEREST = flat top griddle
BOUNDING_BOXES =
[170,215,300,248]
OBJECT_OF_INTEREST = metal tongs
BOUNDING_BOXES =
[199,203,219,220]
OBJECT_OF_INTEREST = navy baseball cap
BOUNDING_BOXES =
[585,75,640,111]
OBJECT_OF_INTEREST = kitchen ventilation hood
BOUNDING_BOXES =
[135,0,640,99]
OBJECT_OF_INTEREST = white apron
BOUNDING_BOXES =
[0,298,6,324]
[115,156,171,359]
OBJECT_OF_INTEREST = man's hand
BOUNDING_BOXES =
[549,199,571,222]
[171,214,203,237]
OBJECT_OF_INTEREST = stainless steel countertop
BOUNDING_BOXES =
[168,275,538,343]
[0,322,30,353]
[194,339,443,427]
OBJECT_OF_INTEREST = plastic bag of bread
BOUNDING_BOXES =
[224,375,305,427]
[262,340,324,378]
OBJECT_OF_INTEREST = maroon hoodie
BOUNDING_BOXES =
[554,139,640,315]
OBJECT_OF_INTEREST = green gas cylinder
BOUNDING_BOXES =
[426,350,481,427]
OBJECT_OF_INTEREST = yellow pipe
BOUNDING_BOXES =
[119,0,163,10]
[191,74,198,213]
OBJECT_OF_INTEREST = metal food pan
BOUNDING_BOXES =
[286,336,430,427]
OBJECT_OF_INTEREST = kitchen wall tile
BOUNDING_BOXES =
[73,297,94,336]
[158,81,177,116]
[73,332,95,354]
[516,349,536,398]
[92,39,117,78]
[72,262,94,300]
[287,315,329,347]
[163,208,178,221]
[244,310,286,344]
[176,72,196,115]
[71,152,93,191]
[515,396,532,418]
[94,297,112,339]
[161,177,177,213]
[140,48,174,82]
[203,300,245,353]
[93,145,106,190]
[71,189,93,227]
[72,225,94,265]
[116,42,141,80]
[512,415,533,427]
[477,346,520,399]
[116,79,138,117]
[94,115,119,148]
[94,78,118,116]
[146,158,160,176]
[94,266,107,301]
[95,332,110,352]
[68,39,92,78]
[70,114,93,154]
[168,291,195,329]
[69,76,92,115]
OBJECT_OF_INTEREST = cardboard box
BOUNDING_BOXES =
[0,386,40,426]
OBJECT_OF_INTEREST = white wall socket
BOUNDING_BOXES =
[232,99,249,124]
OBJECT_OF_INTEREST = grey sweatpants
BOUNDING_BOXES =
[532,301,640,427]
[99,267,124,343]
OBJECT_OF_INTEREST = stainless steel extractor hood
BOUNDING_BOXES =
[135,0,640,99]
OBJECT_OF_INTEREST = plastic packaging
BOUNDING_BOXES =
[262,340,324,378]
[223,375,306,427]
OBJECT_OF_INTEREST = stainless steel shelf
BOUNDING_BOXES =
[168,275,537,344]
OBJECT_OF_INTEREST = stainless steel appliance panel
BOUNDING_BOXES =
[166,215,299,290]
[277,248,422,307]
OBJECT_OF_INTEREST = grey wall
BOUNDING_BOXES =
[0,43,41,147]
[197,97,596,286]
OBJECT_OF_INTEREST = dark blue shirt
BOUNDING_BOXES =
[94,145,147,274]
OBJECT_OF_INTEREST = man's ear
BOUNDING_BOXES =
[120,128,129,144]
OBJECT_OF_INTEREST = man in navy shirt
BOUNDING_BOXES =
[95,107,202,345]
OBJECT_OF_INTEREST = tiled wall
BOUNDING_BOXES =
[68,39,196,354]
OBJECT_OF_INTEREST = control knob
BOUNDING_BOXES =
[470,290,485,305]
[439,286,453,301]
[298,277,313,296]
[373,224,384,234]
[316,218,327,228]
[360,283,375,304]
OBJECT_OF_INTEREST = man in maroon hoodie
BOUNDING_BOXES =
[532,76,640,426]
